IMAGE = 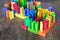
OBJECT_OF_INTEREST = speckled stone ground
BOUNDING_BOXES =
[0,0,60,40]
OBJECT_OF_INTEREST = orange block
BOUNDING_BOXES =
[6,10,10,19]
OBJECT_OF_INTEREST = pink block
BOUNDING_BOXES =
[21,24,27,31]
[43,19,49,31]
[13,3,17,10]
[7,2,11,6]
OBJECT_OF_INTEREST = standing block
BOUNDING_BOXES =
[24,18,32,27]
[16,6,20,14]
[24,8,30,16]
[50,12,56,21]
[37,8,43,19]
[29,10,35,20]
[39,21,43,32]
[21,24,27,31]
[9,11,14,19]
[6,10,10,18]
[13,3,18,11]
[46,16,52,27]
[3,8,8,16]
[43,19,49,31]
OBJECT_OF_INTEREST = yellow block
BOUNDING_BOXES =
[37,8,43,18]
[9,11,14,20]
[20,7,24,16]
[15,13,29,19]
[40,21,43,32]
[4,4,9,7]
[46,16,52,27]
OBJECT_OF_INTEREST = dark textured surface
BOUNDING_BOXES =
[0,0,60,40]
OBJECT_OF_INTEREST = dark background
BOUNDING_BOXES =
[0,0,60,40]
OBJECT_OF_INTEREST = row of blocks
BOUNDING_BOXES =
[3,0,56,37]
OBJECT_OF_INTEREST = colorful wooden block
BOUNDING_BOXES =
[24,18,32,27]
[24,8,30,16]
[13,3,18,10]
[21,24,27,31]
[43,19,49,31]
[16,6,20,14]
[39,21,43,32]
[3,7,8,16]
[46,16,52,27]
[6,10,10,18]
[48,7,53,12]
[50,12,56,21]
[37,8,43,19]
[9,11,14,19]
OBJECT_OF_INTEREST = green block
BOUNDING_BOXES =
[28,21,39,34]
[24,18,32,27]
[36,6,42,9]
[43,12,47,19]
[50,12,56,21]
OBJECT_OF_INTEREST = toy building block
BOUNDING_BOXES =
[28,21,39,34]
[46,16,53,27]
[9,11,14,19]
[6,10,10,18]
[4,4,9,7]
[48,7,53,12]
[50,12,56,21]
[38,21,55,37]
[21,24,27,31]
[39,21,43,32]
[3,7,8,16]
[24,8,30,16]
[43,19,49,31]
[24,18,32,27]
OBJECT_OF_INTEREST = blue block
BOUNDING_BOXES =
[11,0,16,2]
[30,0,34,2]
[3,8,8,16]
[24,8,30,16]
[29,10,35,20]
[48,7,53,12]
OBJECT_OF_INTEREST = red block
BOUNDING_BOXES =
[16,6,20,14]
[35,17,40,22]
[43,19,49,31]
[21,24,27,31]
[13,3,17,10]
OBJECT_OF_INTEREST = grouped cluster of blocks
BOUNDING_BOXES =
[3,0,56,37]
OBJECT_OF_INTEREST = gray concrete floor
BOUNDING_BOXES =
[0,0,60,40]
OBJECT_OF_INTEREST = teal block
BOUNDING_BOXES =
[24,18,32,27]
